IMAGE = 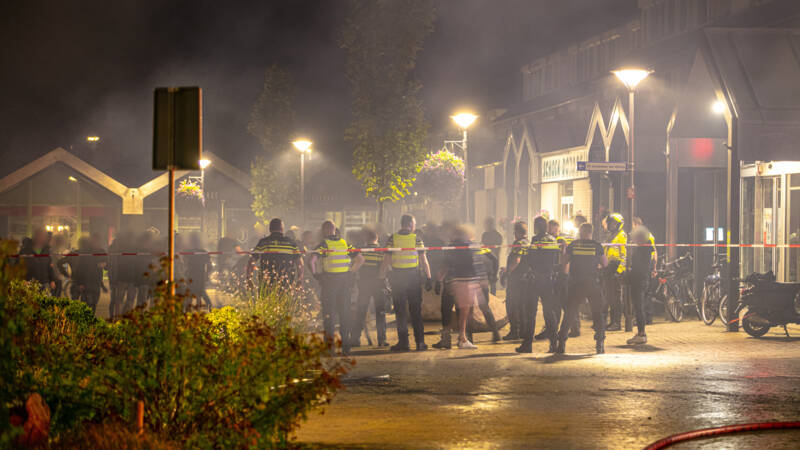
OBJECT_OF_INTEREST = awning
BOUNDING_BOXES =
[705,28,800,161]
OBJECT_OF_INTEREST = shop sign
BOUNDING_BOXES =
[541,149,588,183]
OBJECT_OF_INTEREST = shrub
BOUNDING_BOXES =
[1,248,350,448]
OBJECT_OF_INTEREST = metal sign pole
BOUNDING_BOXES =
[168,167,175,295]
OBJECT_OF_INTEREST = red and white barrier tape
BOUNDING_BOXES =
[9,242,800,258]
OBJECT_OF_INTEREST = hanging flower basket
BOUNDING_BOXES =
[414,149,465,206]
[176,179,204,214]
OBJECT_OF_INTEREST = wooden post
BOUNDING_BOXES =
[136,400,144,435]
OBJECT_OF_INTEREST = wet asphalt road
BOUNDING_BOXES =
[296,319,800,449]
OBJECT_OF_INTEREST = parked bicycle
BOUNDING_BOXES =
[656,253,699,322]
[700,258,728,325]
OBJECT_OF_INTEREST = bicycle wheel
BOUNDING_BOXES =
[718,294,730,325]
[700,285,718,325]
[666,291,684,322]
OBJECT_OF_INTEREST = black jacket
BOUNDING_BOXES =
[19,241,55,286]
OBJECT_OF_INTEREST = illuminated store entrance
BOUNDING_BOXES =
[741,162,800,282]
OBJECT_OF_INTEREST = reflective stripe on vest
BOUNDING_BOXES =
[391,233,419,269]
[362,251,383,267]
[322,239,350,273]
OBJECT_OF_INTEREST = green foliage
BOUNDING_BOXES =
[340,0,436,209]
[416,149,465,205]
[1,246,350,448]
[248,65,300,223]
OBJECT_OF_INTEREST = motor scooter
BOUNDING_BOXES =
[736,271,800,338]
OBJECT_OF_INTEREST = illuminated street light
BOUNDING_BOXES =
[292,139,313,153]
[292,139,313,227]
[68,176,77,182]
[613,67,652,232]
[449,112,478,221]
[86,136,100,142]
[199,158,211,169]
[712,100,726,114]
[612,68,652,90]
[451,113,478,130]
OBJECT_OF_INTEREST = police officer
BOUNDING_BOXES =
[381,214,432,352]
[250,218,303,288]
[310,220,364,355]
[603,213,627,331]
[633,216,657,324]
[502,221,528,341]
[474,247,502,343]
[558,222,609,354]
[516,216,560,353]
[354,228,390,347]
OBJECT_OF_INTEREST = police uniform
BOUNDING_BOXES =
[252,232,302,286]
[354,243,389,346]
[474,248,501,342]
[552,234,580,335]
[386,230,426,350]
[560,238,606,351]
[315,235,356,352]
[505,237,529,339]
[520,232,560,350]
[604,216,628,329]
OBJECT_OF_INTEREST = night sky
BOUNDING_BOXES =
[0,0,637,180]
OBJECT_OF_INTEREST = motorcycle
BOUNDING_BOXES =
[736,271,800,338]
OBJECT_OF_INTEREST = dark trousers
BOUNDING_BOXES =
[389,269,424,346]
[521,277,558,345]
[440,282,455,329]
[551,274,579,332]
[605,273,625,326]
[120,283,139,313]
[186,282,212,310]
[506,280,524,335]
[355,277,388,344]
[320,273,352,349]
[630,275,649,334]
[80,287,100,313]
[560,280,605,342]
[475,284,498,334]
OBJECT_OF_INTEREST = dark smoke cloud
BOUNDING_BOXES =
[0,0,637,180]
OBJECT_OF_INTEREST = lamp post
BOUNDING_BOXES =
[449,113,478,222]
[612,68,651,231]
[292,139,312,228]
[68,176,80,246]
[199,158,211,202]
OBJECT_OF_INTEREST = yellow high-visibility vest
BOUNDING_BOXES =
[391,233,419,269]
[606,230,627,273]
[322,239,350,273]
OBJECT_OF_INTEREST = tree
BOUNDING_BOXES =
[340,0,435,221]
[247,65,299,224]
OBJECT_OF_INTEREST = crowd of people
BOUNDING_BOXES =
[14,208,657,356]
[252,210,658,356]
[15,228,217,317]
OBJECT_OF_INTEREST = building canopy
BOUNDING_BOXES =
[705,28,800,162]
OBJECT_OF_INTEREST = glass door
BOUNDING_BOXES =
[755,176,780,276]
[789,174,800,282]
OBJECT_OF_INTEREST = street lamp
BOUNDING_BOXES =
[68,176,81,245]
[86,136,100,143]
[612,68,652,230]
[292,139,313,227]
[449,112,478,222]
[711,100,726,115]
[198,159,211,205]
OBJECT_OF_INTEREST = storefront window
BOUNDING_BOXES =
[560,181,574,222]
[741,177,754,277]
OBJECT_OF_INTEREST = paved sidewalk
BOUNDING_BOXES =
[296,318,800,449]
